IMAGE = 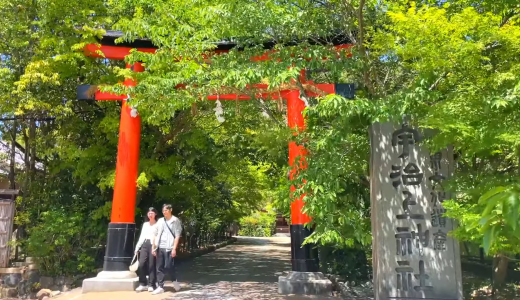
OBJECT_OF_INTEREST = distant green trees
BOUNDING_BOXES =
[238,204,277,237]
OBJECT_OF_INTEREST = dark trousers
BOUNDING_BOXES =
[156,248,176,288]
[138,240,156,287]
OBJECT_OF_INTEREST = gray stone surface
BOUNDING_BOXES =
[370,122,462,300]
[39,276,54,288]
[1,272,21,287]
[81,277,139,293]
[278,272,333,295]
[38,274,78,292]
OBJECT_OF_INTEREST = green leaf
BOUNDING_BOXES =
[482,225,496,254]
[503,192,519,231]
[481,191,509,218]
[478,186,507,205]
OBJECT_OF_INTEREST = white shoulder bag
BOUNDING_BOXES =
[129,252,139,272]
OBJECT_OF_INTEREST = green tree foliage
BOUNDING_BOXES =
[238,204,277,237]
[2,0,520,289]
[294,0,520,287]
[0,0,290,275]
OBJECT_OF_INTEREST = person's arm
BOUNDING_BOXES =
[171,218,182,257]
[134,223,147,253]
[152,219,163,253]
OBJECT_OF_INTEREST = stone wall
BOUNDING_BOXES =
[0,265,40,299]
[38,275,79,292]
[0,256,82,299]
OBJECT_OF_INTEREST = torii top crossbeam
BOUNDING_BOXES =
[79,30,354,100]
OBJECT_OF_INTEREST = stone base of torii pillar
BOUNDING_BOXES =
[277,225,333,296]
[82,271,139,293]
[278,272,333,296]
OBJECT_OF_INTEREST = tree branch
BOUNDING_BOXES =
[340,1,357,44]
[12,140,43,163]
[500,10,519,27]
[256,98,283,126]
[356,0,375,95]
[429,72,448,91]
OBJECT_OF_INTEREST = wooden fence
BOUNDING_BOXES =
[0,189,17,268]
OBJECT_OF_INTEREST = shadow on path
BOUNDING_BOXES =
[56,237,337,300]
[167,236,337,300]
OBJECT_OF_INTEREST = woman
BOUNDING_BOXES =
[134,207,159,292]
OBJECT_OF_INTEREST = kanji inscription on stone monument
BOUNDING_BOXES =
[370,122,462,300]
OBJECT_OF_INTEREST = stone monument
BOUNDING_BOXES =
[370,122,462,300]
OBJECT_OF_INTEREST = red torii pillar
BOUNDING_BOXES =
[81,60,146,293]
[78,41,354,281]
[286,89,317,272]
[103,62,143,275]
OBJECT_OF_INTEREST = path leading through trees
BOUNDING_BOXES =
[58,236,339,300]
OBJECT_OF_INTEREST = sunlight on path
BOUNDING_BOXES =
[57,237,339,300]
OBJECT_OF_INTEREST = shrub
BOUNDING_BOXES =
[238,208,276,237]
[25,205,109,276]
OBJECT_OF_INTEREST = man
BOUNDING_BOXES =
[151,204,182,295]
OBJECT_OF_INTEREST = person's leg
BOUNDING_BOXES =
[148,243,157,290]
[156,249,165,288]
[168,257,177,281]
[153,249,166,294]
[136,243,149,291]
[169,257,181,291]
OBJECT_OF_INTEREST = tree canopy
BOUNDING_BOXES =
[1,0,520,289]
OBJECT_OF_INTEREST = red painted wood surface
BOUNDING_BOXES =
[286,90,311,225]
[84,43,352,61]
[110,63,144,223]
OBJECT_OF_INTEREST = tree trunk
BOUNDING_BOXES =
[9,121,16,190]
[9,121,18,260]
[29,118,36,181]
[22,124,30,193]
[492,252,509,291]
[463,242,470,256]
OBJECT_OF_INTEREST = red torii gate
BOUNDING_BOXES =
[78,31,354,287]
